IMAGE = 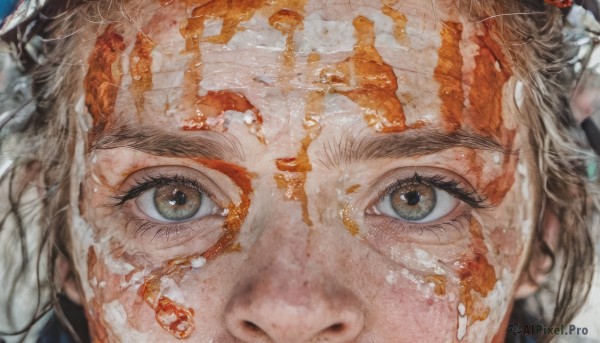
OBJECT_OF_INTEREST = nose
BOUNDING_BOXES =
[225,276,365,343]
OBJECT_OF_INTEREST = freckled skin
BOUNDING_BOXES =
[73,0,539,342]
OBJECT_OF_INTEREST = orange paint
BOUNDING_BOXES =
[138,160,253,338]
[182,90,266,143]
[341,202,360,236]
[425,275,446,296]
[483,143,517,205]
[269,9,304,67]
[467,24,511,138]
[346,184,361,194]
[381,4,408,45]
[155,296,195,339]
[333,16,406,132]
[273,91,324,226]
[188,0,267,45]
[129,32,156,116]
[458,219,497,324]
[434,22,464,131]
[84,27,126,139]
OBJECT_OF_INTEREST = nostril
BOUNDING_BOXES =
[243,320,262,333]
[325,323,345,333]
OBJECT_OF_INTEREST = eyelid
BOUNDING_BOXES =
[360,167,488,212]
[112,165,230,209]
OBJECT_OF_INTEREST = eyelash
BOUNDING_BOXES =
[113,174,208,207]
[379,173,488,210]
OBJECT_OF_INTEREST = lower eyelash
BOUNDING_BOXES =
[371,212,471,242]
[126,216,195,242]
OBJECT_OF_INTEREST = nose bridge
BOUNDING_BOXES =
[223,195,365,342]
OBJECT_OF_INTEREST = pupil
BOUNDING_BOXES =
[405,191,421,206]
[169,190,187,206]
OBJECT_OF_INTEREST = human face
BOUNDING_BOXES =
[72,0,540,341]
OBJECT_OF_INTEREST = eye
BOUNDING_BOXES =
[369,176,467,224]
[135,182,222,222]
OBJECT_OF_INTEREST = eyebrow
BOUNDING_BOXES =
[90,125,244,161]
[318,129,511,168]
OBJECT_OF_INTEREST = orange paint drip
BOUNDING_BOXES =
[188,0,267,44]
[182,90,266,143]
[381,5,408,45]
[274,91,324,227]
[129,32,156,116]
[425,275,447,296]
[434,22,464,131]
[84,27,126,139]
[458,219,497,324]
[334,16,406,132]
[483,135,517,206]
[467,25,511,138]
[155,296,195,339]
[341,203,360,236]
[269,9,304,67]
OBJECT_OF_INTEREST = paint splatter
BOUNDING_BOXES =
[340,202,360,236]
[84,27,126,139]
[434,22,464,131]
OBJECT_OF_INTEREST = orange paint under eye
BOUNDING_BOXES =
[434,22,464,131]
[84,27,126,140]
[458,219,497,323]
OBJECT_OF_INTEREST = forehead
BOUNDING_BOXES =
[84,0,516,144]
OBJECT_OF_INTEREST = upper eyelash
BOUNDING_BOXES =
[381,173,489,209]
[112,174,206,207]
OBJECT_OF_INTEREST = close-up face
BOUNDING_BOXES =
[71,0,541,341]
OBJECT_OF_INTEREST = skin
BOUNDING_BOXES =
[68,0,544,341]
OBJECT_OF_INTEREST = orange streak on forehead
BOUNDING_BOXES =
[381,4,408,45]
[335,16,407,132]
[129,32,156,116]
[434,22,464,131]
[84,28,126,139]
[458,219,497,324]
[189,0,267,45]
[182,90,266,143]
[269,9,304,67]
[467,25,512,138]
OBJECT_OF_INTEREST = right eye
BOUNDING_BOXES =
[135,182,222,222]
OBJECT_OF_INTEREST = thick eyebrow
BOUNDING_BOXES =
[90,125,244,161]
[318,129,511,168]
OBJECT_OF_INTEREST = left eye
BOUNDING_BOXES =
[372,182,459,223]
[135,184,221,222]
